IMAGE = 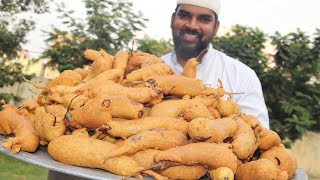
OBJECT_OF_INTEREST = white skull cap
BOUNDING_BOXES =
[177,0,221,16]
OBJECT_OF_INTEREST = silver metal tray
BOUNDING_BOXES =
[0,135,123,180]
[0,135,308,180]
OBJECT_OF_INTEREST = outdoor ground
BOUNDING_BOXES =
[0,153,48,180]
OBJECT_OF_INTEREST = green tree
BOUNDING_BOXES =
[266,30,320,141]
[311,29,320,130]
[42,0,147,72]
[0,0,50,102]
[137,38,173,57]
[213,25,268,76]
[213,25,320,143]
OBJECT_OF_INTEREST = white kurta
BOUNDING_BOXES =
[162,44,270,129]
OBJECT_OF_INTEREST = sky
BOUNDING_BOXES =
[23,0,320,58]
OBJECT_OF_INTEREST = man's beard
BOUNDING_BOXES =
[172,28,213,60]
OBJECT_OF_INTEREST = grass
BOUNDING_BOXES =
[0,152,48,180]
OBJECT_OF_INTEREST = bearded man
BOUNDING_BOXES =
[162,0,269,128]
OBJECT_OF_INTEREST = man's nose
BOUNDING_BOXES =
[185,17,199,30]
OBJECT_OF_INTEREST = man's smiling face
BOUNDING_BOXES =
[171,4,219,59]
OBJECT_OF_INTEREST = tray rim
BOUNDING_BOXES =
[0,135,124,180]
[0,135,308,180]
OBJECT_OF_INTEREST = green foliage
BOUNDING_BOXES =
[213,25,268,76]
[267,30,320,139]
[213,25,320,143]
[0,153,48,179]
[0,0,49,88]
[137,38,173,57]
[0,0,49,14]
[42,0,147,72]
[0,19,35,59]
[42,28,90,72]
[0,63,33,87]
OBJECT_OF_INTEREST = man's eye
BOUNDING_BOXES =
[199,17,211,23]
[178,12,189,19]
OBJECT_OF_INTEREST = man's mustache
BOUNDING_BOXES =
[180,28,202,37]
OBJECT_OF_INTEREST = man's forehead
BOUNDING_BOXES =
[177,4,215,16]
[176,0,221,16]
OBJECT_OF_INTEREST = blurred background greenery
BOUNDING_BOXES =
[0,153,48,179]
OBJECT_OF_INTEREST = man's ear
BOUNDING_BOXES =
[170,13,175,29]
[213,20,220,36]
